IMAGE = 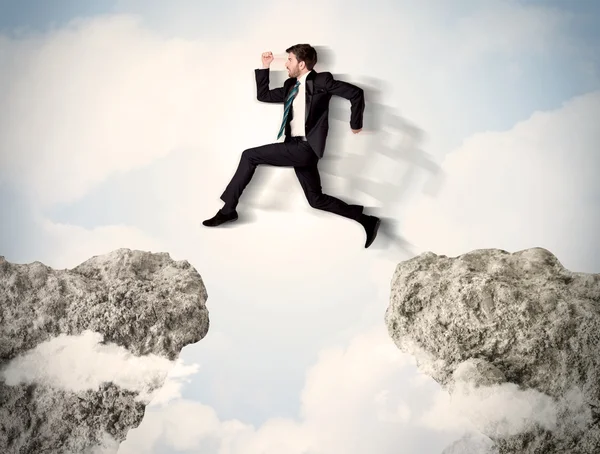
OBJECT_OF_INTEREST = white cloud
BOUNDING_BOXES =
[0,14,218,208]
[119,323,576,453]
[1,330,199,404]
[402,90,600,273]
[147,359,201,406]
[119,325,466,454]
[419,381,559,436]
[36,217,166,269]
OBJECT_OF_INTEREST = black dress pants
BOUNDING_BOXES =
[220,137,363,221]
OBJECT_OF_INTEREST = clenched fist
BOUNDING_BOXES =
[262,51,274,69]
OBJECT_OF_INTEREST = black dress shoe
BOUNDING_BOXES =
[359,214,381,248]
[202,209,238,227]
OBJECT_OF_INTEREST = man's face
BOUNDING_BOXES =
[285,52,304,78]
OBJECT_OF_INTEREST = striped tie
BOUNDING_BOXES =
[277,80,301,139]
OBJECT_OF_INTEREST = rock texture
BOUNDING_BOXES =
[385,247,600,454]
[0,248,209,454]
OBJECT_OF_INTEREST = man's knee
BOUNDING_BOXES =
[307,193,328,209]
[241,148,254,159]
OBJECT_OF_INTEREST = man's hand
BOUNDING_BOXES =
[352,128,362,134]
[261,51,274,69]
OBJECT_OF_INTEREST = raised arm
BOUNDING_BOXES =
[323,72,365,131]
[255,51,285,103]
[255,68,286,103]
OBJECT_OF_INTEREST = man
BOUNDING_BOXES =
[203,43,381,248]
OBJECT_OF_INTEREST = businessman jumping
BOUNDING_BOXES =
[203,43,381,248]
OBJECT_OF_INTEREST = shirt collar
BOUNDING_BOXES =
[297,70,311,85]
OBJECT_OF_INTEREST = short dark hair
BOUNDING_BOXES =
[286,44,318,70]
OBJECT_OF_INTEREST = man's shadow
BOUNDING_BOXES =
[320,75,445,258]
[238,51,445,258]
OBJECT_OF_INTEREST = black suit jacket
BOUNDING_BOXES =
[255,68,365,158]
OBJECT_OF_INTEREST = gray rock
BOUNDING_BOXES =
[385,247,600,454]
[0,248,209,454]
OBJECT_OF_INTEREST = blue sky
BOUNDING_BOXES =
[0,0,117,31]
[1,1,599,453]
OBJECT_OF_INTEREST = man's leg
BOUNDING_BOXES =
[220,141,315,211]
[294,155,381,248]
[203,139,315,227]
[293,161,363,221]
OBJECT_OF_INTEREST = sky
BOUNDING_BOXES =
[1,1,599,453]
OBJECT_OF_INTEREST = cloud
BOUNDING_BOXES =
[38,218,166,269]
[402,90,600,273]
[0,14,219,208]
[419,381,559,437]
[120,322,585,453]
[146,359,201,406]
[1,330,199,403]
[119,325,468,454]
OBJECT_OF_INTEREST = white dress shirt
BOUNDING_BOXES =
[289,70,312,138]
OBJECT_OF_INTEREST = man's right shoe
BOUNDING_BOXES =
[359,214,381,248]
[202,209,238,227]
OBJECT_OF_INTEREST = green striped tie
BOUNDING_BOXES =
[277,81,301,139]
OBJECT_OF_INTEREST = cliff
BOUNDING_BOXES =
[385,247,599,453]
[0,248,209,454]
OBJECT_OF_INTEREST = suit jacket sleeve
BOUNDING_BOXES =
[323,72,365,130]
[255,68,286,103]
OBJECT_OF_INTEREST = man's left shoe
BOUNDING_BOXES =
[202,209,238,227]
[359,214,381,248]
